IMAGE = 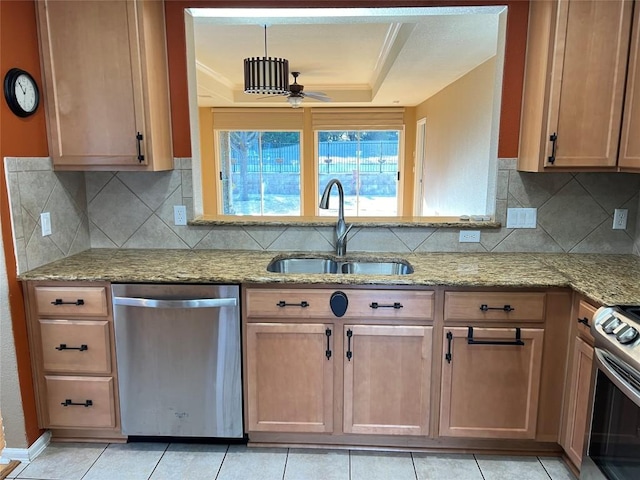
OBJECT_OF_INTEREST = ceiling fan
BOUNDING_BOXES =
[285,72,331,108]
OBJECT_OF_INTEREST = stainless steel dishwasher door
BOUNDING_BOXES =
[112,284,243,438]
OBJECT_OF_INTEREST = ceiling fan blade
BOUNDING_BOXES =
[303,91,331,102]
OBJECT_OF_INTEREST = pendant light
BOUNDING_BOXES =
[244,26,290,95]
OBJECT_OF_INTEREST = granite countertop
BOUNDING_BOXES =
[17,249,640,306]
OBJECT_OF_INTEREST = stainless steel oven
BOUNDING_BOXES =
[582,307,640,479]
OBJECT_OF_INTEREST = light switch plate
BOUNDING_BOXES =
[40,212,51,236]
[506,208,537,228]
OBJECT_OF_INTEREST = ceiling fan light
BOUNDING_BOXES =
[244,57,290,95]
[287,95,303,108]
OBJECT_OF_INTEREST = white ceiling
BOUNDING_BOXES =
[191,7,504,108]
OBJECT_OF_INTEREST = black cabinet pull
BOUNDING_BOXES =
[346,329,353,361]
[467,326,525,346]
[479,304,514,312]
[445,331,453,364]
[325,328,332,360]
[578,317,591,327]
[51,298,85,306]
[136,132,144,162]
[370,302,403,309]
[55,344,88,351]
[548,132,557,164]
[276,300,309,308]
[61,399,93,407]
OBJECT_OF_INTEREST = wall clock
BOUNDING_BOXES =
[3,68,40,117]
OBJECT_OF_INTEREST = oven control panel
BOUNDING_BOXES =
[593,306,640,365]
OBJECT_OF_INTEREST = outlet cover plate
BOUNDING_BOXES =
[174,205,187,226]
[459,230,481,243]
[40,212,51,236]
[613,208,628,230]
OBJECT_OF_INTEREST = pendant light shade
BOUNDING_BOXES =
[244,26,290,95]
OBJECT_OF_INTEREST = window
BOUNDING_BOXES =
[217,130,301,216]
[317,130,400,217]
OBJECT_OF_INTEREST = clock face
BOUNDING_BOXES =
[3,68,40,117]
[14,73,37,113]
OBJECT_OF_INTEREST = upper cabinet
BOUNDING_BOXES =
[519,0,639,171]
[37,0,173,171]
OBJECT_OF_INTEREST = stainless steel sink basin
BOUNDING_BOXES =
[341,261,413,275]
[266,257,338,274]
[266,257,413,275]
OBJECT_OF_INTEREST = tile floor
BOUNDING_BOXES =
[6,442,578,480]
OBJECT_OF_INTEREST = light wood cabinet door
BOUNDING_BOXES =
[440,327,544,439]
[620,2,640,169]
[37,0,172,171]
[343,325,432,436]
[246,323,334,433]
[519,0,633,171]
[562,336,594,468]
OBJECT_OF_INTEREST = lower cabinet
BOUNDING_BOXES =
[439,327,545,439]
[245,323,334,433]
[23,281,123,441]
[343,325,432,436]
[562,336,594,466]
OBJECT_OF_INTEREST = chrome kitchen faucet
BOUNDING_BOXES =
[319,179,352,256]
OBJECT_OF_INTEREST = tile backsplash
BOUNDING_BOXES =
[5,157,640,274]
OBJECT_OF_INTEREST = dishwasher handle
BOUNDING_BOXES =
[112,296,237,309]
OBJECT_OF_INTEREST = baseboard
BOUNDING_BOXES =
[0,431,51,464]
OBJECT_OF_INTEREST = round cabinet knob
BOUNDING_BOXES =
[616,325,639,345]
[602,315,622,334]
[330,291,348,317]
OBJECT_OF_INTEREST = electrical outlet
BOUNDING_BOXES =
[40,212,52,236]
[613,208,628,230]
[174,205,187,226]
[459,230,481,243]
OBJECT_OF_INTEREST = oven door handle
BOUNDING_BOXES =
[594,348,640,408]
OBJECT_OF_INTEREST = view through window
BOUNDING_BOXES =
[317,130,400,217]
[218,131,301,215]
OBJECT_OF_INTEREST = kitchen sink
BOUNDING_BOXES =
[266,257,413,275]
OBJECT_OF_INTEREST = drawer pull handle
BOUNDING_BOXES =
[467,326,525,346]
[578,317,591,327]
[51,298,85,306]
[55,344,88,352]
[61,399,93,407]
[370,302,403,309]
[479,304,514,312]
[276,300,309,308]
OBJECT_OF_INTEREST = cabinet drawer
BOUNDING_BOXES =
[35,286,108,317]
[45,376,116,428]
[246,289,334,318]
[444,292,545,323]
[576,300,597,344]
[345,290,434,320]
[40,320,111,374]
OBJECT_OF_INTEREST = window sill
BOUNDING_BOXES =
[189,215,501,229]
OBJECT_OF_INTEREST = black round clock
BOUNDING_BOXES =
[4,68,40,117]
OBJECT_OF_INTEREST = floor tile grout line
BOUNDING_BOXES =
[145,442,171,480]
[79,442,110,480]
[410,451,419,480]
[473,454,487,480]
[213,444,230,480]
[536,456,554,480]
[281,448,289,480]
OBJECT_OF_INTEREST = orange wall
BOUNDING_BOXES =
[165,0,529,159]
[0,0,48,445]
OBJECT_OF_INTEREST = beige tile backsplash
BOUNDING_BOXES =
[5,156,640,274]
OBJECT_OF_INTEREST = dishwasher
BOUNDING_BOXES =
[112,284,243,438]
